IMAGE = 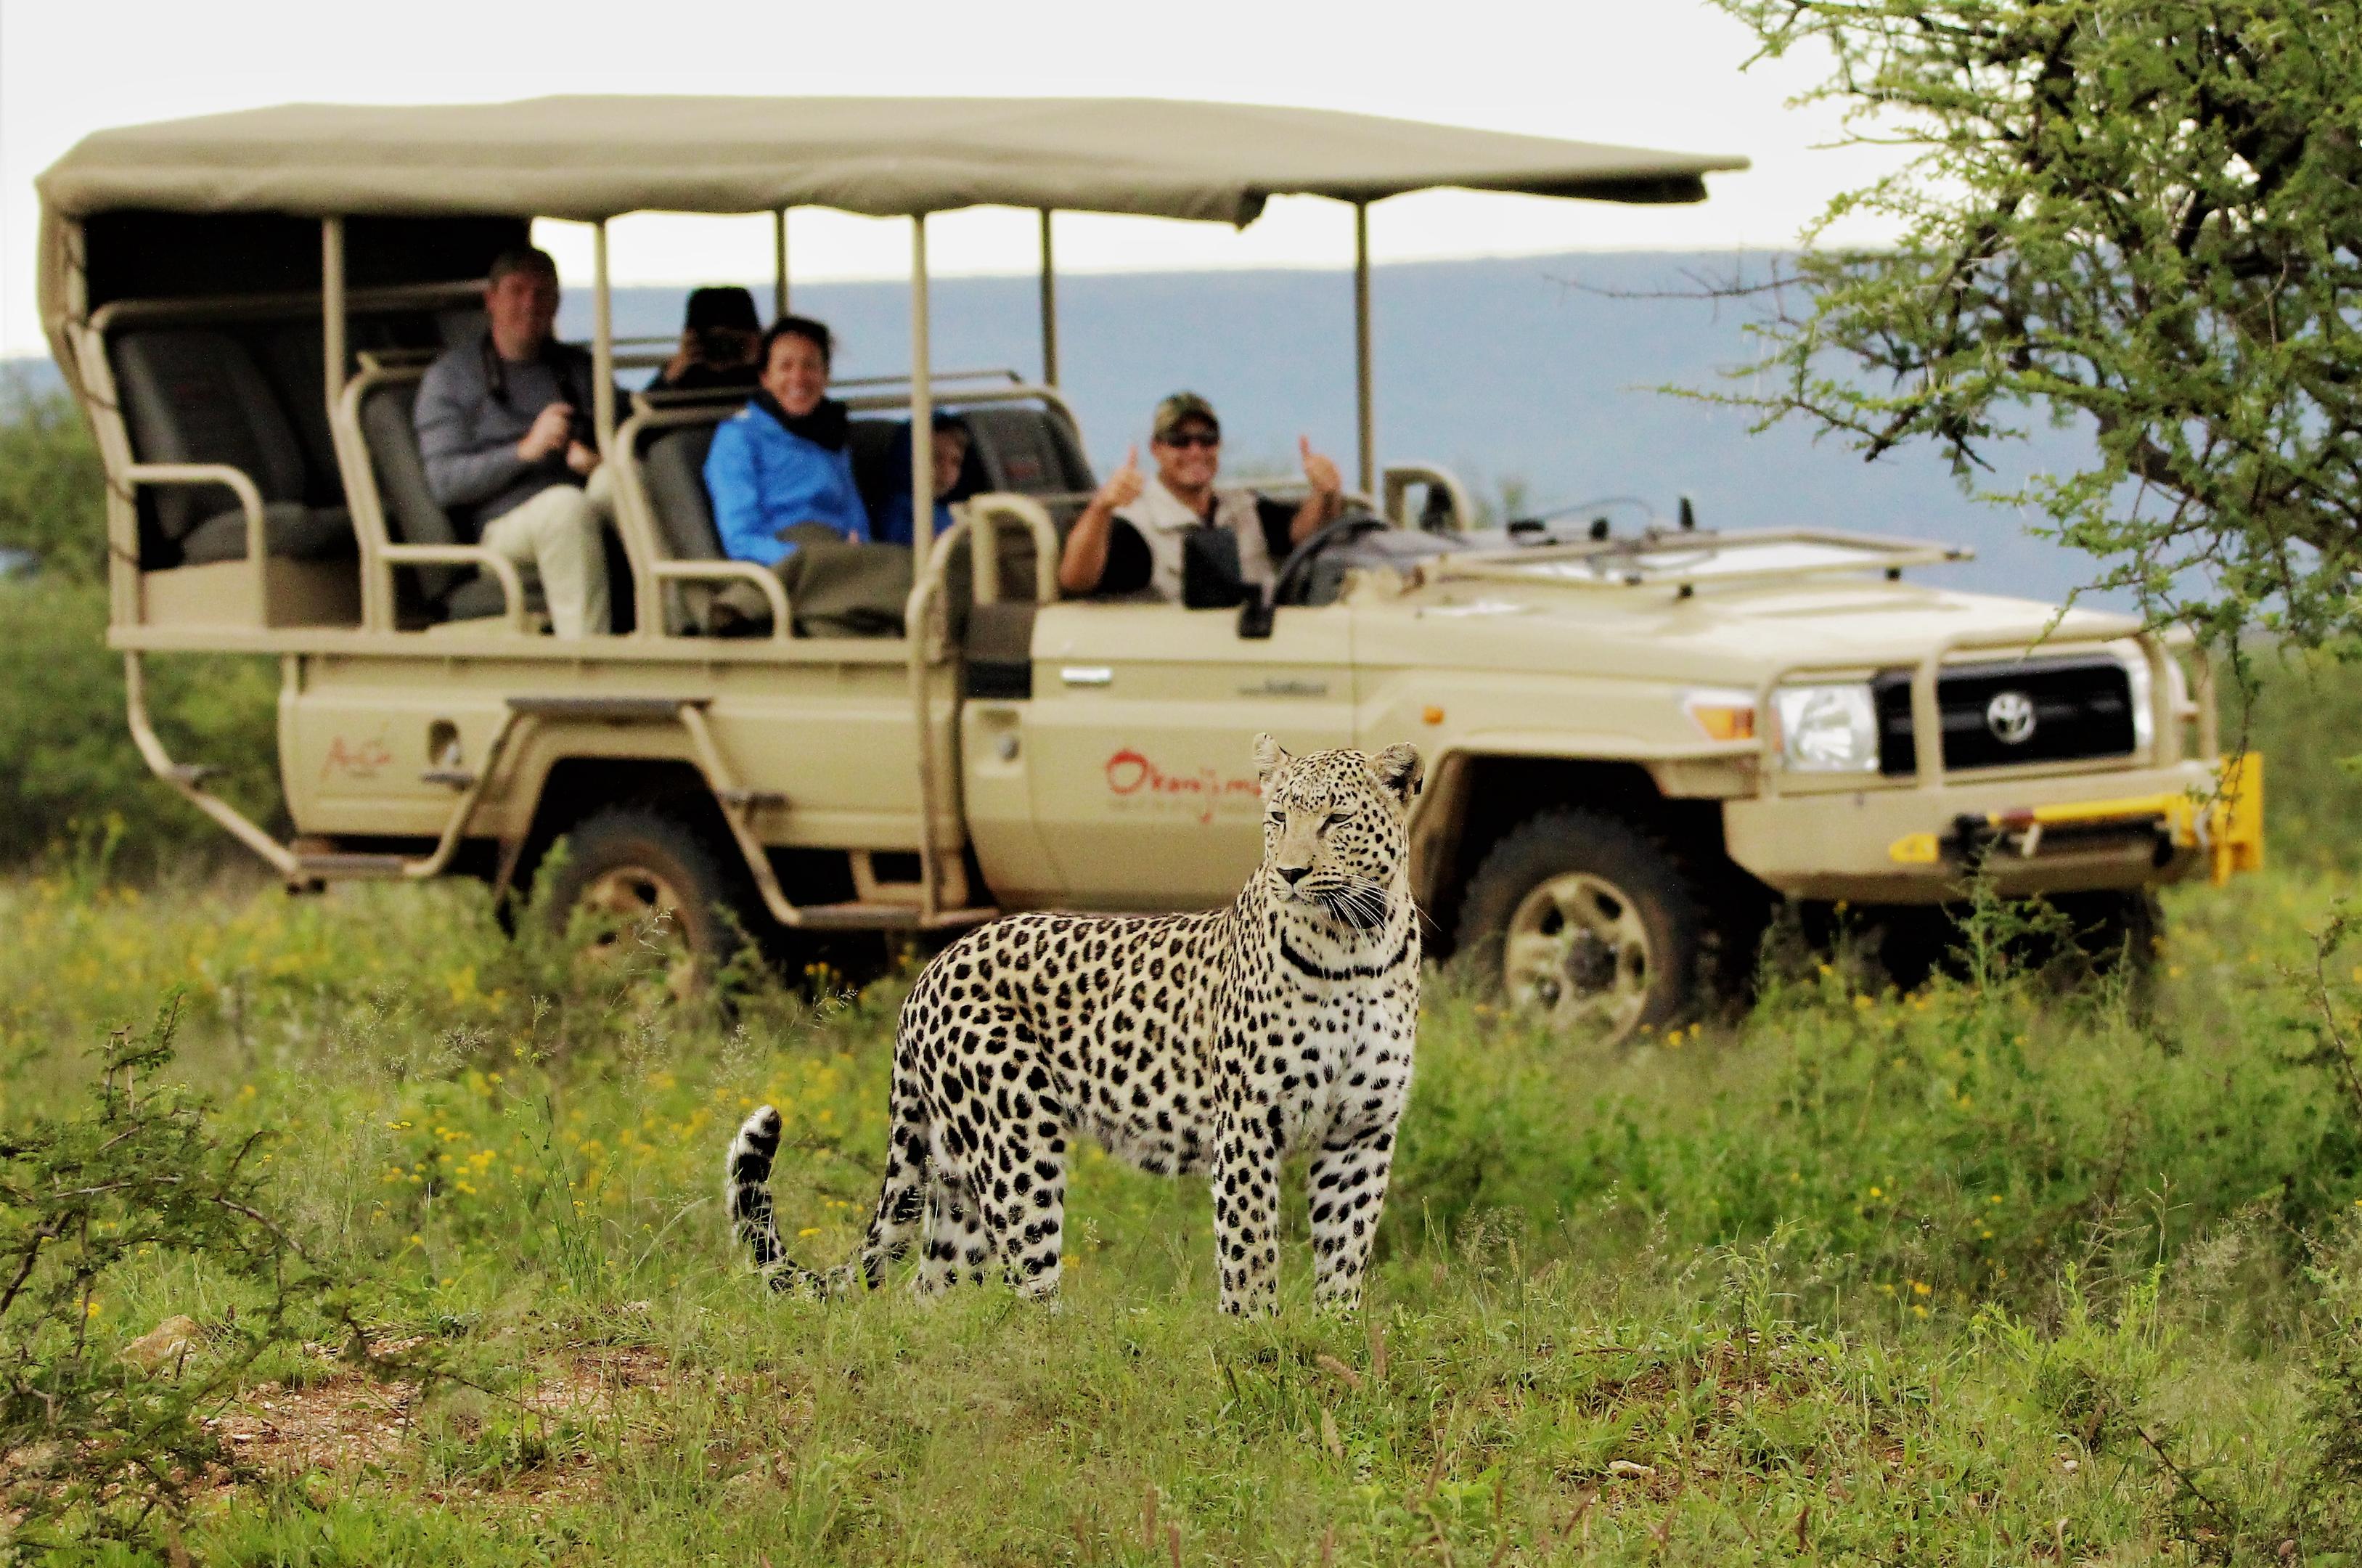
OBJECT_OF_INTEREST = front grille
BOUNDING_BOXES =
[1873,655,2136,776]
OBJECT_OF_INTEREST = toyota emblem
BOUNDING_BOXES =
[1985,690,2037,745]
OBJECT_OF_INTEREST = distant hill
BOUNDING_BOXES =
[7,253,2114,605]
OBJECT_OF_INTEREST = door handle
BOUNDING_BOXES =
[1059,666,1113,687]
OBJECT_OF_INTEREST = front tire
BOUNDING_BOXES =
[1455,808,1724,1043]
[539,807,758,990]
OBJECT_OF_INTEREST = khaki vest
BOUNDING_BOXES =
[1113,476,1276,603]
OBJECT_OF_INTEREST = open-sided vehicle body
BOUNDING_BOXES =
[35,97,2258,1036]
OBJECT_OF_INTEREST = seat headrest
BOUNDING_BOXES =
[110,327,308,541]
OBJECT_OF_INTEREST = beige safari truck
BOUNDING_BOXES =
[36,97,2261,1040]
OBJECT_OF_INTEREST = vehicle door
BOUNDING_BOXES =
[1018,599,1354,908]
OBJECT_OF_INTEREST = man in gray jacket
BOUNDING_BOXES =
[414,247,613,636]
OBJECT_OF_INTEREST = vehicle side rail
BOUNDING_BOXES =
[833,366,1029,391]
[1381,461,1474,531]
[330,361,531,634]
[841,379,1088,437]
[610,401,791,642]
[953,491,1063,605]
[380,543,531,633]
[120,462,270,620]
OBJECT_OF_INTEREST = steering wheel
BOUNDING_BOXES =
[1266,511,1393,609]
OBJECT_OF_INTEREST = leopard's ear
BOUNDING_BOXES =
[1252,732,1291,787]
[1369,743,1423,807]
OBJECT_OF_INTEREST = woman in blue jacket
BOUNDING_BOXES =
[703,317,869,563]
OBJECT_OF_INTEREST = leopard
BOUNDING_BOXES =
[724,732,1423,1315]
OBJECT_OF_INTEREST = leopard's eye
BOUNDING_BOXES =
[1323,812,1352,829]
[1266,811,1285,828]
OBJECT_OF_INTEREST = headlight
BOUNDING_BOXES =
[2111,643,2155,754]
[1774,683,1881,772]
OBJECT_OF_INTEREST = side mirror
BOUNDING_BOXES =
[1238,592,1275,640]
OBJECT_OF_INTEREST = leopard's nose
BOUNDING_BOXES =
[1278,865,1311,885]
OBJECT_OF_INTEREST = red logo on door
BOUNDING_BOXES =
[1104,748,1259,825]
[320,735,393,781]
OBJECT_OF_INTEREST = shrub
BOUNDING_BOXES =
[0,373,103,585]
[0,998,357,1555]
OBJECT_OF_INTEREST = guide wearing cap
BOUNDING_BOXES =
[1056,391,1346,603]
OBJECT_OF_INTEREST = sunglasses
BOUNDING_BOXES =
[1160,428,1221,449]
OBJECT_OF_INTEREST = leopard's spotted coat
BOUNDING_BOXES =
[724,734,1423,1313]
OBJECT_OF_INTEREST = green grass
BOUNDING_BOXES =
[4,863,2361,1563]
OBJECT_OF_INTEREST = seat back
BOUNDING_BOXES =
[356,377,468,603]
[248,321,346,507]
[961,404,1094,497]
[110,327,309,550]
[640,424,727,560]
[846,417,902,529]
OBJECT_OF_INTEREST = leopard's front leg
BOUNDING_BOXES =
[1211,1106,1284,1315]
[1308,1117,1399,1310]
[1309,1014,1414,1310]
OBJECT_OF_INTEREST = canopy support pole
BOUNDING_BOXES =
[322,214,364,625]
[1038,208,1059,387]
[591,220,616,453]
[773,208,789,319]
[910,213,934,575]
[1353,199,1373,497]
[320,218,346,406]
[908,211,947,922]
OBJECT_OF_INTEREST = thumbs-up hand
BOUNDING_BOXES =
[1095,444,1145,511]
[1300,436,1342,497]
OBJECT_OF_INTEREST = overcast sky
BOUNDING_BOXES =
[0,0,1908,356]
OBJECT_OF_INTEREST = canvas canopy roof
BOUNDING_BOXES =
[37,95,1746,226]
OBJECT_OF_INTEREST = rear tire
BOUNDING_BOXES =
[539,807,759,989]
[1455,807,1731,1043]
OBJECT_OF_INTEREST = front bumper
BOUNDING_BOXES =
[1723,754,2263,904]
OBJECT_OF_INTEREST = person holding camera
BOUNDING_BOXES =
[649,286,764,396]
[414,246,616,637]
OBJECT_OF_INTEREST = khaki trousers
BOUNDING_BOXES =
[478,465,614,637]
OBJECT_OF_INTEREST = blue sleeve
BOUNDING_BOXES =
[703,422,785,567]
[415,357,528,510]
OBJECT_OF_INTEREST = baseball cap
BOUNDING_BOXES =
[1152,391,1220,441]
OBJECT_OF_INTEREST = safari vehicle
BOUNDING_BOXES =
[36,97,2260,1040]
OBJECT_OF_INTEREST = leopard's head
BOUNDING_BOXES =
[1252,734,1423,933]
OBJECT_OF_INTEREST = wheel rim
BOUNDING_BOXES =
[1502,871,1655,1039]
[573,863,701,992]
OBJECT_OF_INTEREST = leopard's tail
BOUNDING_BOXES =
[724,1106,829,1294]
[725,1085,930,1297]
